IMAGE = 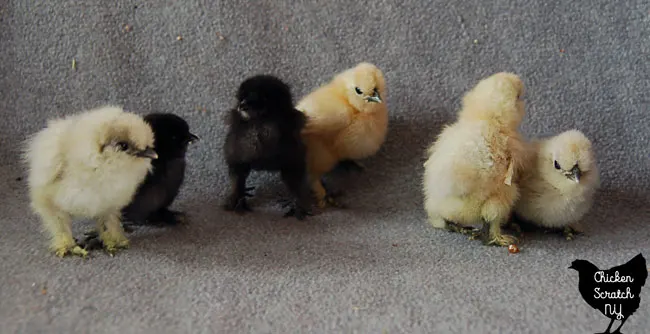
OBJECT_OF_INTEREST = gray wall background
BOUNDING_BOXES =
[0,1,648,333]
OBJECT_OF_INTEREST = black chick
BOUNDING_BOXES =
[121,113,199,226]
[223,74,312,220]
[569,253,647,334]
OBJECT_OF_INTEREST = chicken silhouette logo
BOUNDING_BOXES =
[569,253,647,333]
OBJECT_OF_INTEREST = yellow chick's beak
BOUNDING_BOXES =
[136,147,158,160]
[567,165,581,183]
[364,91,382,103]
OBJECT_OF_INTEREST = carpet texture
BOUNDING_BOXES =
[1,1,649,333]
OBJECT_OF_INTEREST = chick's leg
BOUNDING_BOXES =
[97,211,129,255]
[305,141,343,209]
[311,175,345,209]
[79,206,141,250]
[279,166,313,220]
[485,220,518,246]
[563,223,584,241]
[469,219,517,246]
[310,175,328,209]
[472,197,518,246]
[223,165,252,213]
[32,197,87,258]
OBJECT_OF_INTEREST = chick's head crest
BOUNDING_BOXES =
[544,129,596,184]
[460,72,525,128]
[234,75,293,121]
[341,62,386,112]
[99,112,158,163]
[144,113,199,159]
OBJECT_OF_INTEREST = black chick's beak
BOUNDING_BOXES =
[365,90,382,103]
[567,165,581,183]
[238,108,250,121]
[187,133,200,144]
[136,147,158,160]
[237,100,250,121]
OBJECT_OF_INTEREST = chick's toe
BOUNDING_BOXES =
[485,233,518,247]
[70,245,89,258]
[319,180,347,208]
[99,231,129,255]
[324,194,346,209]
[469,221,518,246]
[223,195,252,213]
[51,235,88,258]
[563,225,583,241]
[102,239,129,255]
[54,244,88,258]
[282,205,313,221]
[445,221,479,235]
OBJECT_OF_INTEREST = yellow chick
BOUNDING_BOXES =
[514,129,600,240]
[297,62,388,208]
[422,72,527,246]
[25,106,158,257]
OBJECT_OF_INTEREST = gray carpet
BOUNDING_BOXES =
[1,1,649,333]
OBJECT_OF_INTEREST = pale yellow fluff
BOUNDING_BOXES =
[422,72,527,246]
[25,105,156,257]
[514,129,600,229]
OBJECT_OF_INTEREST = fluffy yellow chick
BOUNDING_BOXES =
[297,62,388,208]
[422,72,527,246]
[25,106,158,258]
[514,129,600,240]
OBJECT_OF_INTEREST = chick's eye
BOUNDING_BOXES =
[554,160,561,170]
[354,87,363,95]
[117,142,129,151]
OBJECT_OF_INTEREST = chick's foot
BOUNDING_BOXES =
[51,237,88,258]
[223,195,252,214]
[445,221,479,235]
[563,225,583,241]
[99,231,129,256]
[485,233,518,247]
[284,204,313,220]
[319,180,347,208]
[470,221,518,247]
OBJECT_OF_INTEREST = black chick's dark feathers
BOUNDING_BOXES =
[569,253,647,334]
[121,113,199,226]
[223,74,313,220]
